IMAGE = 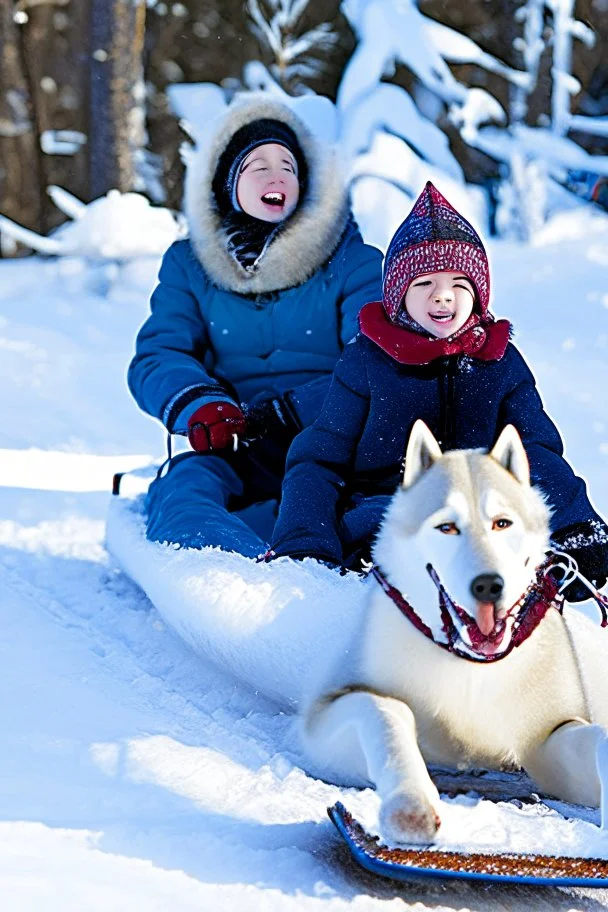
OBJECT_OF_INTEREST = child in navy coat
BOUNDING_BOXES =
[270,182,608,598]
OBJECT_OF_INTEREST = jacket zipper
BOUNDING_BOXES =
[438,357,457,450]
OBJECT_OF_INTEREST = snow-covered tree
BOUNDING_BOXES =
[245,0,341,94]
[335,0,532,245]
[336,0,607,242]
[474,0,604,239]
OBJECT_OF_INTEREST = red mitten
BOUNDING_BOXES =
[187,401,247,453]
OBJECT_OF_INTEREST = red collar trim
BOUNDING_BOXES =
[359,301,511,366]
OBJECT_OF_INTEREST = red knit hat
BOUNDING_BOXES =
[359,183,511,365]
[382,182,491,323]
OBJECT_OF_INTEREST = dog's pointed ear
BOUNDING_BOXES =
[402,420,443,488]
[490,424,530,486]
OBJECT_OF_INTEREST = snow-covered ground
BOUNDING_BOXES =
[3,205,608,910]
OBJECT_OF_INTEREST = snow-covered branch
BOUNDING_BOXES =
[426,20,531,89]
[339,0,466,113]
[246,0,339,90]
[568,115,608,139]
[0,190,182,259]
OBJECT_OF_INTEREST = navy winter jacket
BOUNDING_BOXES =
[271,333,605,564]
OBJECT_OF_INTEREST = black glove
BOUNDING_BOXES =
[244,391,302,443]
[551,520,608,602]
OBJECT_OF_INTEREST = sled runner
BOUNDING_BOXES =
[329,802,608,887]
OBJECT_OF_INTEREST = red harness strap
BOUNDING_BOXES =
[371,561,564,664]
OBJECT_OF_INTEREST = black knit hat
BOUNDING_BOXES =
[212,118,308,216]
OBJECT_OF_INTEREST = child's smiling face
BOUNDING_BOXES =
[403,271,476,338]
[236,143,300,222]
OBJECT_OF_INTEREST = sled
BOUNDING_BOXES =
[328,802,608,887]
[105,485,368,709]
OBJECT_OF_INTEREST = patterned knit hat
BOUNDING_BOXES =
[212,118,308,216]
[383,182,490,323]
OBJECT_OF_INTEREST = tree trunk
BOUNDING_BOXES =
[89,0,146,197]
[0,3,42,252]
[20,0,90,232]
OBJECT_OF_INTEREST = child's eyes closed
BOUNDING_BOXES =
[413,280,471,291]
[253,166,294,174]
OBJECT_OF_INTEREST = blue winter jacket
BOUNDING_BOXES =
[271,333,605,564]
[128,223,382,434]
[128,94,384,437]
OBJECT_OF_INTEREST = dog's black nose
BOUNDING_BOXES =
[471,573,504,603]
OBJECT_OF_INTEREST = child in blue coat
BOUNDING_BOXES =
[128,94,382,555]
[270,182,608,598]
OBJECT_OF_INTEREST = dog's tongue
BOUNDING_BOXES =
[476,602,496,637]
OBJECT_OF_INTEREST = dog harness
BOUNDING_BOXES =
[372,555,608,664]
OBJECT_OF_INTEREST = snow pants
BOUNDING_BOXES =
[145,436,289,557]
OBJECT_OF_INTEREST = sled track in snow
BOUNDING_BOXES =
[0,549,290,764]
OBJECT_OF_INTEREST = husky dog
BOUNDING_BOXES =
[302,421,608,845]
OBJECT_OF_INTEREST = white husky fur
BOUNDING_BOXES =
[302,421,608,845]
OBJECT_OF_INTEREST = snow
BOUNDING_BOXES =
[245,0,340,89]
[338,0,466,112]
[473,124,608,178]
[450,88,507,146]
[169,81,339,149]
[106,496,367,710]
[2,194,608,909]
[0,190,183,258]
[425,18,529,87]
[349,134,487,248]
[40,130,87,156]
[167,82,228,144]
[340,83,464,177]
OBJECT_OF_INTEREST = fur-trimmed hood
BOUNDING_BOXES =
[184,93,350,294]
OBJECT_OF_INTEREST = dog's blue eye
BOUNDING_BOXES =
[435,522,460,535]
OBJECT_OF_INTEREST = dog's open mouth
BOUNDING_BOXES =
[426,564,529,658]
[373,559,561,663]
[455,604,509,656]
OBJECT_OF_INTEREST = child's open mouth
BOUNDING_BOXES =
[261,191,286,210]
[429,312,454,323]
